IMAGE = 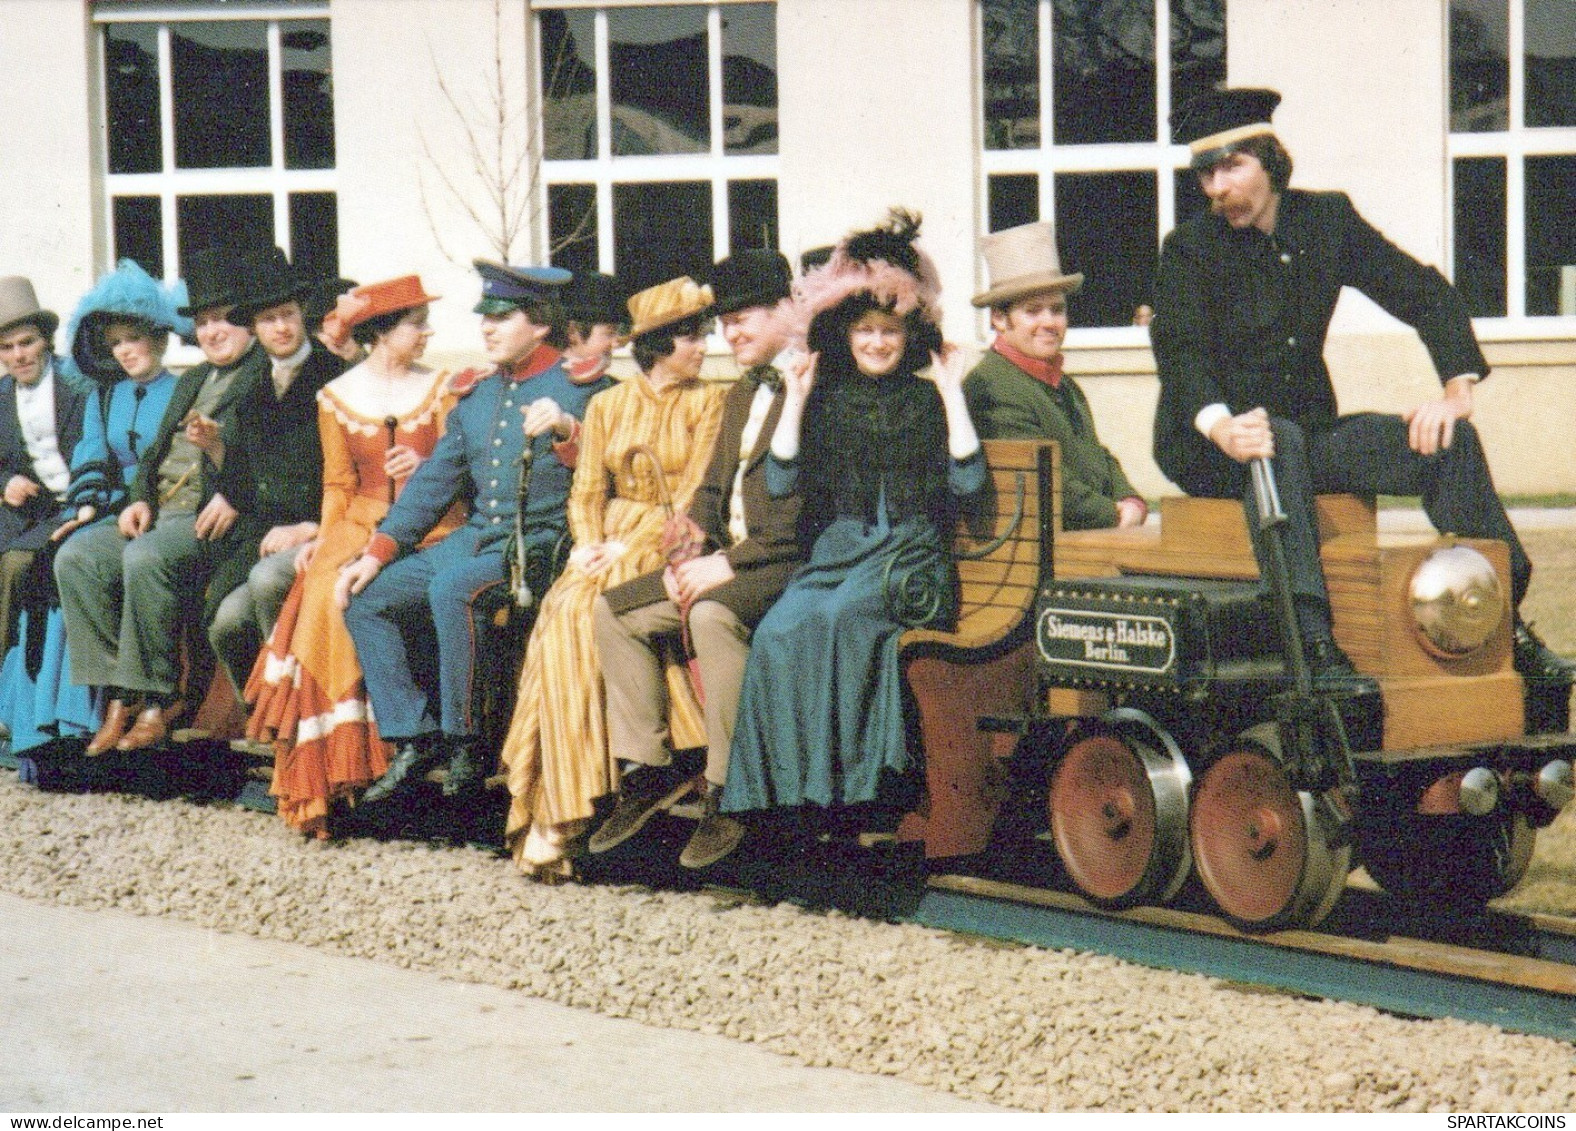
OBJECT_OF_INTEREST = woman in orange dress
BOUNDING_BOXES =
[247,277,464,836]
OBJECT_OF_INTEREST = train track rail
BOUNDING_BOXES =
[916,873,1576,1044]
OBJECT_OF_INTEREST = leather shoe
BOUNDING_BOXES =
[1304,638,1379,697]
[116,700,183,752]
[1513,620,1576,682]
[588,764,701,854]
[86,698,135,756]
[679,784,744,869]
[363,737,441,804]
[441,736,490,797]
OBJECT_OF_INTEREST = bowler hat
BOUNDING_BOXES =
[179,248,246,316]
[473,260,571,315]
[710,250,792,317]
[228,247,312,325]
[970,221,1083,308]
[627,276,714,340]
[560,270,628,327]
[0,276,59,341]
[1173,87,1282,170]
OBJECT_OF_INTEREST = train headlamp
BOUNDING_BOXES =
[1408,545,1504,658]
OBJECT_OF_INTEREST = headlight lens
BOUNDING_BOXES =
[1409,545,1504,657]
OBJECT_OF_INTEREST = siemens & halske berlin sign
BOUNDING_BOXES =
[1036,606,1177,674]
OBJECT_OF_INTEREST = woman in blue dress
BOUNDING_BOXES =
[0,261,185,758]
[723,210,985,827]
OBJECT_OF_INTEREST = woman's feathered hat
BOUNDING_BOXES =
[793,208,943,338]
[67,259,192,384]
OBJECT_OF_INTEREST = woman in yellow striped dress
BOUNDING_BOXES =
[501,277,727,880]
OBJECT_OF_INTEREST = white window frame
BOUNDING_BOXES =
[533,2,780,278]
[93,2,336,290]
[978,0,1207,348]
[1447,0,1576,339]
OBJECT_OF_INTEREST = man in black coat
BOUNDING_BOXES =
[1151,87,1570,689]
[206,249,348,696]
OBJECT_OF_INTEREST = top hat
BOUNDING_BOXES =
[227,246,312,324]
[1173,87,1282,170]
[560,270,628,327]
[627,276,714,340]
[178,247,247,317]
[473,260,572,315]
[798,246,835,275]
[320,275,441,347]
[710,250,792,317]
[0,276,59,341]
[970,221,1084,308]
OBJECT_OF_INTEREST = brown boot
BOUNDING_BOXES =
[86,698,135,756]
[116,699,183,752]
[679,783,744,869]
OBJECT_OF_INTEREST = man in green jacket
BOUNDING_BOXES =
[964,221,1146,531]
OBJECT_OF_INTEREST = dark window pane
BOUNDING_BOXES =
[282,20,335,170]
[1451,0,1509,132]
[113,197,164,279]
[988,173,1039,232]
[548,184,599,275]
[1174,165,1209,223]
[541,9,598,160]
[1169,0,1226,142]
[176,194,273,273]
[613,182,711,294]
[1525,0,1576,127]
[173,22,270,169]
[1453,157,1506,317]
[1052,0,1157,145]
[722,4,777,155]
[288,192,338,281]
[1525,155,1576,316]
[609,7,709,155]
[728,179,778,252]
[105,23,161,174]
[1054,170,1158,327]
[982,0,1040,150]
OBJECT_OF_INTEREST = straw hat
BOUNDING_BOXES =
[0,276,58,340]
[970,222,1084,308]
[627,276,714,339]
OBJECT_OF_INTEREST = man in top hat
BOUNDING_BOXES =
[585,249,804,868]
[206,247,350,696]
[0,276,88,659]
[337,260,614,800]
[1151,86,1572,689]
[559,270,628,384]
[965,222,1147,531]
[61,246,269,753]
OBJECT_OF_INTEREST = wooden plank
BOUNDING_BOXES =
[956,560,1041,589]
[1379,672,1528,750]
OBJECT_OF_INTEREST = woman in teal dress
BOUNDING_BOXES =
[723,210,985,822]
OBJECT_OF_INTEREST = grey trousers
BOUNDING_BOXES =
[208,546,298,696]
[0,549,35,659]
[593,595,750,787]
[55,513,214,696]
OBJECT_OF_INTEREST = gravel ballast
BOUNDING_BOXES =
[1,774,1572,1113]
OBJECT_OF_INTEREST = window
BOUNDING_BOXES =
[1450,0,1576,327]
[537,2,779,295]
[97,4,338,286]
[979,0,1224,331]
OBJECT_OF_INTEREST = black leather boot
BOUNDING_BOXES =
[441,735,490,797]
[362,735,440,804]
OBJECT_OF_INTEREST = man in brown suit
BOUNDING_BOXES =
[589,250,802,868]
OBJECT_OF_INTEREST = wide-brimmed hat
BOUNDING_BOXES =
[179,247,245,316]
[1173,86,1282,171]
[796,209,942,331]
[227,246,312,324]
[710,250,792,317]
[0,276,59,340]
[970,221,1084,308]
[627,276,714,340]
[319,275,440,348]
[560,270,628,327]
[473,260,571,315]
[67,260,193,384]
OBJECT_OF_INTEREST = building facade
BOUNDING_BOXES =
[2,0,1572,495]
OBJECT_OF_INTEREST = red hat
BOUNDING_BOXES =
[320,275,440,348]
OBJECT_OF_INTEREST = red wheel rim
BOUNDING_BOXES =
[1050,733,1158,903]
[1191,749,1308,924]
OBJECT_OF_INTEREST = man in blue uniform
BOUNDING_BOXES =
[336,260,613,800]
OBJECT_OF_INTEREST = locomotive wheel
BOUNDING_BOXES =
[1189,727,1351,929]
[1049,710,1192,908]
[1361,804,1535,906]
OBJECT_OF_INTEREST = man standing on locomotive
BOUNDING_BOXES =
[336,261,612,802]
[1150,86,1573,691]
[964,221,1147,531]
[586,250,804,869]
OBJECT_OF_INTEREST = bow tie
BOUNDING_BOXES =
[749,365,783,393]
